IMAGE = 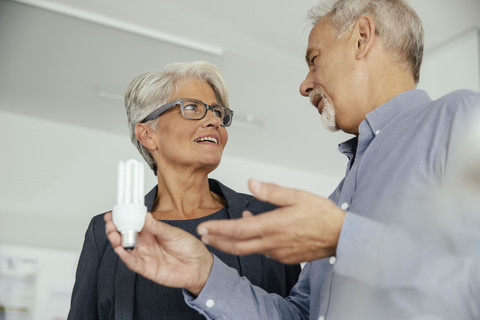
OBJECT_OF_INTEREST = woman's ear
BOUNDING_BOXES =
[135,123,157,151]
[354,16,376,60]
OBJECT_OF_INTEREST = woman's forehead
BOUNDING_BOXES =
[171,79,216,103]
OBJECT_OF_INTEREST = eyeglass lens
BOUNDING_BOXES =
[182,99,232,126]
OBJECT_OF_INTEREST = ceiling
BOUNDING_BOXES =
[1,0,480,178]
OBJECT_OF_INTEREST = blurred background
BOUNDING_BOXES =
[0,0,479,318]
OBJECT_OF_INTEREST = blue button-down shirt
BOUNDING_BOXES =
[185,89,480,320]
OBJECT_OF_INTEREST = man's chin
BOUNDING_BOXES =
[321,115,339,132]
[323,124,340,132]
[319,100,338,132]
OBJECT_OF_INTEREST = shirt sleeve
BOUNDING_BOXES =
[335,211,480,318]
[183,255,310,320]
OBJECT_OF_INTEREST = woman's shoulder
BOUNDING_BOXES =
[209,178,278,213]
[84,212,110,250]
[89,212,107,231]
[237,192,277,210]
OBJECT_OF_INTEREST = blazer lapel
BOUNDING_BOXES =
[209,179,263,285]
[113,187,157,319]
[115,258,136,320]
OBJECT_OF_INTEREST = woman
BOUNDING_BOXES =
[68,61,301,319]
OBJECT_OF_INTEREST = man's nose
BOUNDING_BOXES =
[299,73,314,97]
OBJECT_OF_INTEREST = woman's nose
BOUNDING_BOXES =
[203,110,221,128]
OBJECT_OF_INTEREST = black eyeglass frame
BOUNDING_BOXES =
[140,98,234,127]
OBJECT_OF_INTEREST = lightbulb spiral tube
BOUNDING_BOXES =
[112,159,147,249]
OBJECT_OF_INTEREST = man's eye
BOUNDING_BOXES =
[310,56,317,64]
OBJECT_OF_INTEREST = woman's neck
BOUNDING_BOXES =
[151,170,225,220]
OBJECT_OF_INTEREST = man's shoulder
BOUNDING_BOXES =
[413,89,480,121]
[438,89,480,99]
[433,89,480,110]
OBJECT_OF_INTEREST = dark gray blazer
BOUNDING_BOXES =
[68,179,301,320]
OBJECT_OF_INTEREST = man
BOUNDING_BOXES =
[106,0,480,318]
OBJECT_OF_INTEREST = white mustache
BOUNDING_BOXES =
[309,88,325,105]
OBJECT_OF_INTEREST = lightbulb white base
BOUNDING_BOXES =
[121,229,138,250]
[112,204,147,249]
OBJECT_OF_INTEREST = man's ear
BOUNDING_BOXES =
[354,16,376,60]
[135,123,157,151]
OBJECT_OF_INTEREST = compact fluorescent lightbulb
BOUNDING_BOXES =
[112,159,147,249]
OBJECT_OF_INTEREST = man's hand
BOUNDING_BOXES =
[105,212,213,296]
[197,179,346,264]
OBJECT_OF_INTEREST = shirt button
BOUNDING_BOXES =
[375,130,381,135]
[206,299,215,308]
[329,256,336,264]
[318,316,325,320]
[340,202,349,210]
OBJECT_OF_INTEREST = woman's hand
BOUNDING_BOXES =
[105,211,213,296]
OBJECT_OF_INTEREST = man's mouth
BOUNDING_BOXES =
[309,90,325,113]
[194,136,218,144]
[312,96,324,114]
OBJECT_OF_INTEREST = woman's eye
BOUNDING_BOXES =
[184,104,198,111]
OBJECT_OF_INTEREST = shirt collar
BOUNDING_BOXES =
[363,89,431,135]
[338,89,431,155]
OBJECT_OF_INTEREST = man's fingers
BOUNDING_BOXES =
[198,209,281,240]
[200,232,304,264]
[112,245,143,274]
[242,210,254,218]
[201,233,284,257]
[143,213,191,243]
[106,220,122,248]
[248,178,306,207]
[104,211,113,222]
[143,212,159,233]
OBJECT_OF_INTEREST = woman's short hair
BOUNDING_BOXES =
[124,61,230,174]
[307,0,424,84]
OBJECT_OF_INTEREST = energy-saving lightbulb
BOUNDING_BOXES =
[112,159,147,249]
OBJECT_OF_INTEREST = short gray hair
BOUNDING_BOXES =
[307,0,424,84]
[124,61,229,174]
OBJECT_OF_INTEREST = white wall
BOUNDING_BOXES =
[419,28,480,98]
[0,244,78,320]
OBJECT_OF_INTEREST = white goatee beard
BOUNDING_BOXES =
[310,89,338,132]
[321,97,339,132]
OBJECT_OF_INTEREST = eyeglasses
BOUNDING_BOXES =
[140,98,234,127]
